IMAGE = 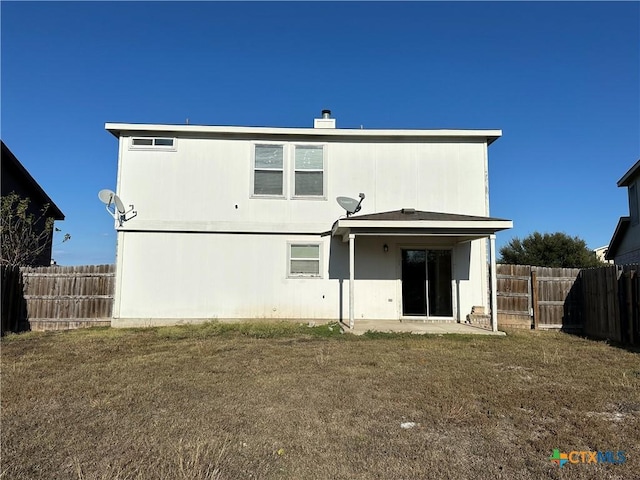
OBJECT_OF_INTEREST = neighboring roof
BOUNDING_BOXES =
[332,209,512,242]
[105,123,502,145]
[617,159,640,187]
[605,216,630,260]
[1,141,64,220]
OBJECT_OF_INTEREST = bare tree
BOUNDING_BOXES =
[1,193,58,266]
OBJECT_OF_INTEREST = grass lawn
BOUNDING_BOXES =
[1,322,639,479]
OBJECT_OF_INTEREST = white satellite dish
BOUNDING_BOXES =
[337,193,365,217]
[98,188,136,226]
[98,189,115,205]
[113,196,126,214]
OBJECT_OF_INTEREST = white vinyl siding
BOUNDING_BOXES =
[294,145,324,197]
[253,144,284,196]
[288,243,321,277]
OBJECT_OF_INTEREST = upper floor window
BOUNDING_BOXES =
[294,145,324,197]
[130,137,176,150]
[253,144,284,196]
[252,143,326,199]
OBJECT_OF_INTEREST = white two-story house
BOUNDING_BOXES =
[105,111,512,330]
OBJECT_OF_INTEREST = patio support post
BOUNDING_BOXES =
[489,234,498,332]
[349,233,355,329]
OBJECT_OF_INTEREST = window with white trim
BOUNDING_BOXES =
[130,137,175,149]
[289,243,321,277]
[253,144,284,196]
[294,145,324,197]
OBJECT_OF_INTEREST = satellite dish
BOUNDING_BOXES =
[113,195,126,214]
[337,197,360,213]
[98,189,115,205]
[337,193,366,217]
[98,188,137,226]
[98,189,126,214]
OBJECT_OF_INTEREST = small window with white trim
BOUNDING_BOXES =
[288,243,321,277]
[294,145,324,197]
[253,144,284,196]
[130,137,176,150]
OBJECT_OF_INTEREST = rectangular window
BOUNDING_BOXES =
[630,183,639,226]
[294,145,324,197]
[130,137,175,149]
[254,144,284,196]
[289,243,321,277]
[153,138,174,146]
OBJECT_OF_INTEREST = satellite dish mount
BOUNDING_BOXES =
[98,189,137,227]
[336,193,366,217]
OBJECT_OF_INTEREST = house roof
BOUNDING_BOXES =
[605,216,630,260]
[617,159,640,187]
[332,209,512,242]
[105,123,502,145]
[1,141,64,220]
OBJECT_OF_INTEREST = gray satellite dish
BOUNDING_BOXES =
[98,188,137,226]
[337,193,365,217]
[113,196,126,214]
[98,189,126,214]
[98,189,115,205]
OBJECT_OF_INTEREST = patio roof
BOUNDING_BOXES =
[331,209,513,242]
[334,209,510,333]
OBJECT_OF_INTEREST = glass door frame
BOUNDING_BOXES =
[398,245,456,321]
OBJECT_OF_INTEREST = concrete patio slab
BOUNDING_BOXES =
[342,320,506,336]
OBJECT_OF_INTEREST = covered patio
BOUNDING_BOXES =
[331,209,513,332]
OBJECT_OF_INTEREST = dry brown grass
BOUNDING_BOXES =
[1,322,639,479]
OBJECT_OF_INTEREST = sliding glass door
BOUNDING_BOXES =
[401,249,453,317]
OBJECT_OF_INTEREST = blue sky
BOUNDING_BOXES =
[1,1,638,265]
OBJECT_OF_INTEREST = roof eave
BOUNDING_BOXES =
[1,141,65,220]
[617,159,640,187]
[605,217,630,260]
[331,218,513,239]
[105,123,502,143]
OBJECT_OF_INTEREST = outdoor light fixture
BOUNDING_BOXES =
[383,244,389,253]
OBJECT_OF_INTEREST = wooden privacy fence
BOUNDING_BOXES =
[496,264,582,330]
[496,263,639,346]
[581,265,639,345]
[1,264,115,334]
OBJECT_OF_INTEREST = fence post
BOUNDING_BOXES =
[531,267,539,330]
